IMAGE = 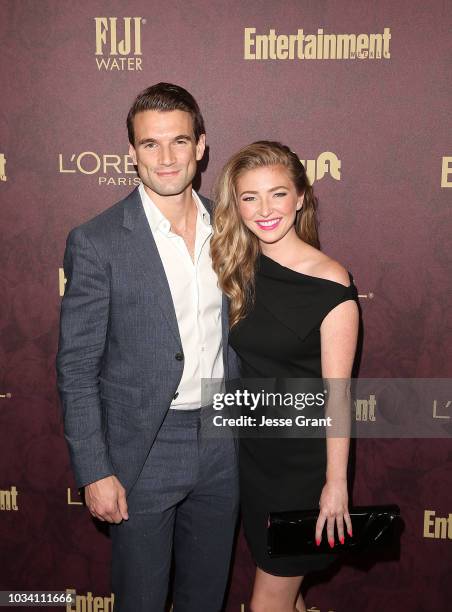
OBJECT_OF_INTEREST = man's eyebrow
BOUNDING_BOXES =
[137,137,156,145]
[239,185,289,196]
[137,134,193,145]
[173,134,193,141]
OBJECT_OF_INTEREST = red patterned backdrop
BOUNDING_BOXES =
[1,1,451,610]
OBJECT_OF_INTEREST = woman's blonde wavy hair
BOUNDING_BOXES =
[211,141,320,327]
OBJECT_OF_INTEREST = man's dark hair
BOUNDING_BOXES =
[127,82,206,145]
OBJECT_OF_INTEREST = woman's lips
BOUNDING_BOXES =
[255,218,282,231]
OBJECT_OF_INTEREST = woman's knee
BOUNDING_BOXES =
[250,596,280,612]
[250,591,298,612]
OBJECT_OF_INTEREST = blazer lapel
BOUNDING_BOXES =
[121,188,182,346]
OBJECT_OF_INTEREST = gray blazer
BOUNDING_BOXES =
[56,187,239,494]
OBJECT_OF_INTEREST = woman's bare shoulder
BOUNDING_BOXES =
[299,248,351,287]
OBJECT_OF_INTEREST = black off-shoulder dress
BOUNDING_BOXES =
[229,253,359,576]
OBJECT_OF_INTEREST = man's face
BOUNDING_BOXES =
[129,109,205,198]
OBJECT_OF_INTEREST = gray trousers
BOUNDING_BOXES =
[110,405,239,612]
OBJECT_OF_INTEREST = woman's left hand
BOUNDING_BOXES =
[315,478,352,548]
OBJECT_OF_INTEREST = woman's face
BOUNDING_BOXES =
[236,164,303,245]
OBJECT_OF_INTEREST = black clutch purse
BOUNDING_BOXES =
[268,504,401,556]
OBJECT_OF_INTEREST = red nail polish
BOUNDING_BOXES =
[315,538,320,546]
[340,536,344,544]
[348,529,353,537]
[329,539,334,548]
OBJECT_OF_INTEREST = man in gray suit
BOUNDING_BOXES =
[56,83,239,612]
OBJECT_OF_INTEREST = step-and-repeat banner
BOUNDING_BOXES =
[1,1,451,610]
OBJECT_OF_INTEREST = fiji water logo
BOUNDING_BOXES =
[94,17,145,71]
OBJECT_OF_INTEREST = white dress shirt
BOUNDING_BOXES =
[139,183,224,409]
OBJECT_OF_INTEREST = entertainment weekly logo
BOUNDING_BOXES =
[65,590,114,612]
[441,156,452,187]
[0,486,18,511]
[0,153,6,181]
[423,510,452,540]
[94,17,145,71]
[244,27,391,60]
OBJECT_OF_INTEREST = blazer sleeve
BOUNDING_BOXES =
[56,227,114,488]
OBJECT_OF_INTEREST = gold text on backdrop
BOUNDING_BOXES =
[94,17,144,70]
[244,27,391,60]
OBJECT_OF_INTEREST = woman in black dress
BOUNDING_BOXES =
[211,141,359,612]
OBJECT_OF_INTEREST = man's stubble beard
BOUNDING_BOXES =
[141,171,195,198]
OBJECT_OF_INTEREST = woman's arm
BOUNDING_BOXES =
[315,265,359,547]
